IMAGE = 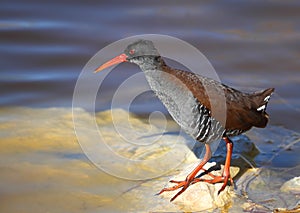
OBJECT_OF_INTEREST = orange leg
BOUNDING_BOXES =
[158,137,234,202]
[157,143,212,202]
[192,137,234,194]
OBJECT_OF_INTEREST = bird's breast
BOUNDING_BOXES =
[144,70,225,143]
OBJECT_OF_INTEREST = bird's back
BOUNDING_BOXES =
[159,65,274,135]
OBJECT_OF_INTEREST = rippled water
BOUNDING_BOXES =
[1,0,300,212]
[1,0,300,131]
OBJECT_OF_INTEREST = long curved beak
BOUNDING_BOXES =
[94,53,128,73]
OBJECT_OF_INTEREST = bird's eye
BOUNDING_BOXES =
[129,49,135,55]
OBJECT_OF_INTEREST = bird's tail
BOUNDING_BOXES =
[250,88,275,112]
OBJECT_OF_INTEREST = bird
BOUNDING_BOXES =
[94,39,274,202]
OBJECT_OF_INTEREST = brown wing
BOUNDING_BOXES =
[161,65,272,131]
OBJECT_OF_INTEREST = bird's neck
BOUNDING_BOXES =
[135,56,166,73]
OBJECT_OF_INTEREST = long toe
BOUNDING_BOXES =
[157,180,187,195]
[157,179,193,202]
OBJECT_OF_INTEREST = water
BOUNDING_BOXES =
[1,0,300,212]
[1,0,300,131]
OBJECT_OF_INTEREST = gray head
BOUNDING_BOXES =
[94,39,160,72]
[124,40,159,60]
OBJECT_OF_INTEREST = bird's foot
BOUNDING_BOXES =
[191,171,233,194]
[157,170,233,201]
[157,178,194,202]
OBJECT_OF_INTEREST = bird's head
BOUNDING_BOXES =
[94,40,159,73]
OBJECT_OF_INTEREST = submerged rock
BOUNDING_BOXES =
[236,167,300,211]
[233,125,300,212]
[280,176,300,194]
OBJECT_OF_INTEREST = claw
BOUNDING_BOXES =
[170,186,188,202]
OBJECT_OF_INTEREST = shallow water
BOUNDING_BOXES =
[1,0,300,212]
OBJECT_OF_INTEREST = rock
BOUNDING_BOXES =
[1,107,299,212]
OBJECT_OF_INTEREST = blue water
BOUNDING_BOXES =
[1,1,300,127]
